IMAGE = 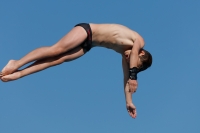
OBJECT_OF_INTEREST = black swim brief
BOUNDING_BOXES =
[74,23,92,52]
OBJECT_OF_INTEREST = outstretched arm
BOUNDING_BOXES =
[128,38,144,93]
[122,56,137,118]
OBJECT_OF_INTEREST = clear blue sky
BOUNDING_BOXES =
[1,0,200,133]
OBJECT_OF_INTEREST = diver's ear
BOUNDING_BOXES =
[139,50,145,56]
[124,50,131,58]
[125,54,129,58]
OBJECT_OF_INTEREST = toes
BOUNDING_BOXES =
[0,72,6,76]
[1,77,8,82]
[0,72,3,77]
[1,75,10,82]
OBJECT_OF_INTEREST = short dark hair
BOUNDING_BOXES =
[138,49,152,72]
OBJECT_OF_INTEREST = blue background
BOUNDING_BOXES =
[1,0,200,133]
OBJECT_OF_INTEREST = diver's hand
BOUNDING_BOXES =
[126,102,137,118]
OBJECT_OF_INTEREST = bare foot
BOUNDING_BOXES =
[1,72,21,82]
[1,60,18,76]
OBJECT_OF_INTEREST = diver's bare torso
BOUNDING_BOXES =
[90,23,144,54]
